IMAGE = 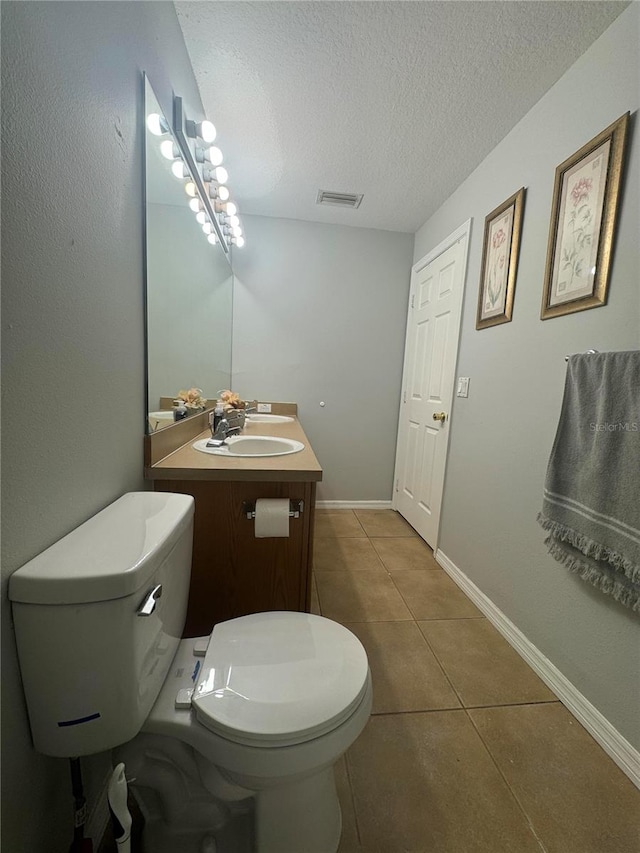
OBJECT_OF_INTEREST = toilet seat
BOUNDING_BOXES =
[192,612,369,747]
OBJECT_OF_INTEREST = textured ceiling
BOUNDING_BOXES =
[176,1,628,233]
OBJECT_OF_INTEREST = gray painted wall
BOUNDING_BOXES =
[232,216,414,501]
[414,4,639,748]
[1,3,206,850]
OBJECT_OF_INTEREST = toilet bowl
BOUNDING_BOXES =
[119,615,372,853]
[9,492,372,853]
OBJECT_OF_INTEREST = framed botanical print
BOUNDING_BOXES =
[541,112,629,320]
[476,187,525,330]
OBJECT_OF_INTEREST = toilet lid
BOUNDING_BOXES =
[192,612,369,746]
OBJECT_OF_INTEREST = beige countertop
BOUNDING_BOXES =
[145,416,323,482]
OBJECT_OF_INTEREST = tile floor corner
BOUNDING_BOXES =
[313,510,640,853]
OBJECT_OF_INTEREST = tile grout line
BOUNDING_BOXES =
[319,514,543,850]
[316,513,640,852]
[322,514,547,851]
[464,709,550,853]
[369,698,562,719]
[341,754,364,850]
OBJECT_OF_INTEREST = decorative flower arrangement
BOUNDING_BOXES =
[175,387,207,410]
[218,389,244,409]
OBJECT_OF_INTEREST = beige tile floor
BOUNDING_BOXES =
[313,509,640,853]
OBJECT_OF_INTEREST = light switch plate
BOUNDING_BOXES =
[457,377,470,398]
[257,402,272,413]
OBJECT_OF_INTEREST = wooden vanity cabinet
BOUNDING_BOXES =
[153,478,316,637]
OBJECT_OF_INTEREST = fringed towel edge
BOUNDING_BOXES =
[537,512,640,585]
[544,536,640,613]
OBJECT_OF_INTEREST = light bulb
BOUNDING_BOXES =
[198,120,216,143]
[160,139,177,160]
[232,225,242,238]
[218,185,230,201]
[205,146,223,166]
[146,113,168,136]
[189,198,201,213]
[233,236,245,248]
[171,160,189,179]
[196,211,207,225]
[229,215,240,228]
[207,233,218,245]
[184,181,197,197]
[202,222,213,235]
[214,166,228,184]
[224,202,237,216]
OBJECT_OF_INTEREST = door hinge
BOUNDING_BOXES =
[410,293,415,309]
[403,389,407,403]
[395,478,399,492]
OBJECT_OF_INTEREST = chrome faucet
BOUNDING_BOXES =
[207,418,242,447]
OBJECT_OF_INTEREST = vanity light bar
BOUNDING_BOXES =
[186,119,217,144]
[160,140,180,160]
[146,113,169,136]
[196,146,224,167]
[209,185,227,204]
[174,96,245,251]
[171,160,190,180]
[173,96,231,252]
[202,165,229,185]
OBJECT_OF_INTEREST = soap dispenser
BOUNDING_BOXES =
[173,399,188,421]
[212,402,224,432]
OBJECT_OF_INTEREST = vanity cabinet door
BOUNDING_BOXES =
[154,479,315,637]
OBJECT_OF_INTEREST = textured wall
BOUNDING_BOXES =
[1,3,205,850]
[414,5,639,748]
[232,215,414,501]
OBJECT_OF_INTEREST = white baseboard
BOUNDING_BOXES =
[435,549,640,790]
[316,500,393,510]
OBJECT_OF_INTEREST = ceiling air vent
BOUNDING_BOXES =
[316,190,363,209]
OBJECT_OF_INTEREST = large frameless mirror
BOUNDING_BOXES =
[143,75,233,433]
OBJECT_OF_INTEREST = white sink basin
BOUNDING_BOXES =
[246,414,294,423]
[148,411,174,431]
[193,435,304,458]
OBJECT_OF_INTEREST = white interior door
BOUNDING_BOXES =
[393,222,470,548]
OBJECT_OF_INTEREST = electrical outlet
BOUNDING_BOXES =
[456,377,470,398]
[257,402,272,413]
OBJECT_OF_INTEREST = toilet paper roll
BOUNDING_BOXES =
[254,498,290,538]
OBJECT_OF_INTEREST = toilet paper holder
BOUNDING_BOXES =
[243,500,304,520]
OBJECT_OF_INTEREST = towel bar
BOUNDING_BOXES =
[243,500,304,520]
[565,348,599,362]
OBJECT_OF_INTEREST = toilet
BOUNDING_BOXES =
[9,492,372,853]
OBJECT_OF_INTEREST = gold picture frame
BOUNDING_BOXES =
[476,187,525,330]
[541,112,629,320]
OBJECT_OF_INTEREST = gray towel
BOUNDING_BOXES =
[538,351,640,611]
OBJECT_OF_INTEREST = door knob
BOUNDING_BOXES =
[432,412,447,423]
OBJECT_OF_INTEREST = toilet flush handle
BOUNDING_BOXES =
[137,584,163,616]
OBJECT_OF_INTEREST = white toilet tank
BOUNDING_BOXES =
[9,492,194,758]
